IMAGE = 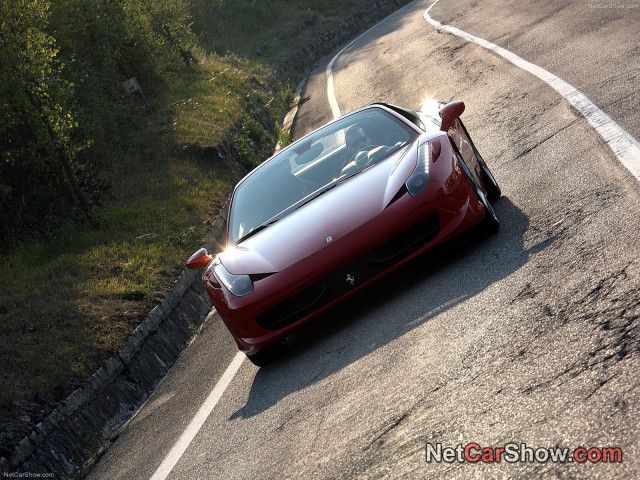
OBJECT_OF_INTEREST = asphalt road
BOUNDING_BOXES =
[89,1,640,478]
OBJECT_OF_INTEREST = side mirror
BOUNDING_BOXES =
[187,247,214,270]
[439,101,465,132]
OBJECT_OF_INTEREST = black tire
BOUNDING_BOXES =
[477,188,500,235]
[246,339,287,367]
[459,121,501,201]
[478,155,501,202]
[457,152,499,235]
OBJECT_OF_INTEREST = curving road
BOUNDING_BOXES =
[90,1,640,478]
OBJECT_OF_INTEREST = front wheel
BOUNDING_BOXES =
[246,338,287,367]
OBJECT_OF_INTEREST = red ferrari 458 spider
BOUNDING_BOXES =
[188,101,500,365]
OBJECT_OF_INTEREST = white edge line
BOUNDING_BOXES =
[327,1,417,120]
[424,0,640,181]
[149,351,245,480]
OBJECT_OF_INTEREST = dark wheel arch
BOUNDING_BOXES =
[246,338,288,367]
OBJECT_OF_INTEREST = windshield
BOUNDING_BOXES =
[228,107,418,244]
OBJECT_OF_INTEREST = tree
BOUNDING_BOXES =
[0,0,197,240]
[0,0,94,233]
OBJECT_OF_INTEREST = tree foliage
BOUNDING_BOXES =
[0,0,92,233]
[0,0,196,242]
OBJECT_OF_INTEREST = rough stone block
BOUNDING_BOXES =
[11,437,34,467]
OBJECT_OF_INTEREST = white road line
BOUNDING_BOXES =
[149,352,245,480]
[326,1,416,120]
[423,0,640,181]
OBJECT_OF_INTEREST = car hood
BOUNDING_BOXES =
[219,142,423,275]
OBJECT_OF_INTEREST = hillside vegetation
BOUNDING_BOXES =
[0,0,407,457]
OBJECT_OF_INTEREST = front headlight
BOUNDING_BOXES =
[212,258,253,296]
[405,142,431,197]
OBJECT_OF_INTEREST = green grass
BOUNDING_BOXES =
[0,52,287,433]
[0,0,407,454]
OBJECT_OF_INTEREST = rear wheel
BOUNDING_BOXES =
[246,338,287,367]
[457,152,499,235]
[476,152,501,202]
[476,187,499,235]
[460,122,501,201]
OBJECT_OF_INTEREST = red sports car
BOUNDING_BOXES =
[187,101,500,365]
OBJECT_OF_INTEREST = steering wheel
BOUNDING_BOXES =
[347,145,382,166]
[341,145,391,176]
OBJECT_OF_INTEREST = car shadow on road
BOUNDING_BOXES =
[230,196,551,420]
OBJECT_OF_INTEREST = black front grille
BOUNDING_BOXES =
[255,214,439,330]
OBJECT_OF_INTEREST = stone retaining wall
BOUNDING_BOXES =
[0,209,226,476]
